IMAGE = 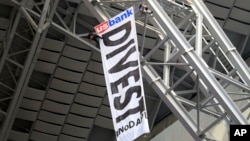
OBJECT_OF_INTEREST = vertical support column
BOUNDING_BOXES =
[163,42,170,86]
[195,12,203,57]
[140,13,149,58]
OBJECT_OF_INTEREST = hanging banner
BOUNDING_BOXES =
[94,7,150,141]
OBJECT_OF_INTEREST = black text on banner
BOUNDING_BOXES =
[94,7,150,141]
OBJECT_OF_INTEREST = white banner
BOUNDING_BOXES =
[94,7,150,141]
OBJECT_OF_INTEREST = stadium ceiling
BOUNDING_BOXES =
[0,0,249,141]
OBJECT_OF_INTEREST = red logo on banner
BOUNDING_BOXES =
[95,21,109,34]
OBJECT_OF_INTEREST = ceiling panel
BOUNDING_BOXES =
[235,0,250,10]
[205,2,230,20]
[224,19,250,35]
[205,0,235,8]
[230,7,250,23]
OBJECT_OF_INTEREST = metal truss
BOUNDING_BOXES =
[0,0,59,140]
[145,0,250,140]
[0,0,100,140]
[85,0,250,140]
[0,0,249,141]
